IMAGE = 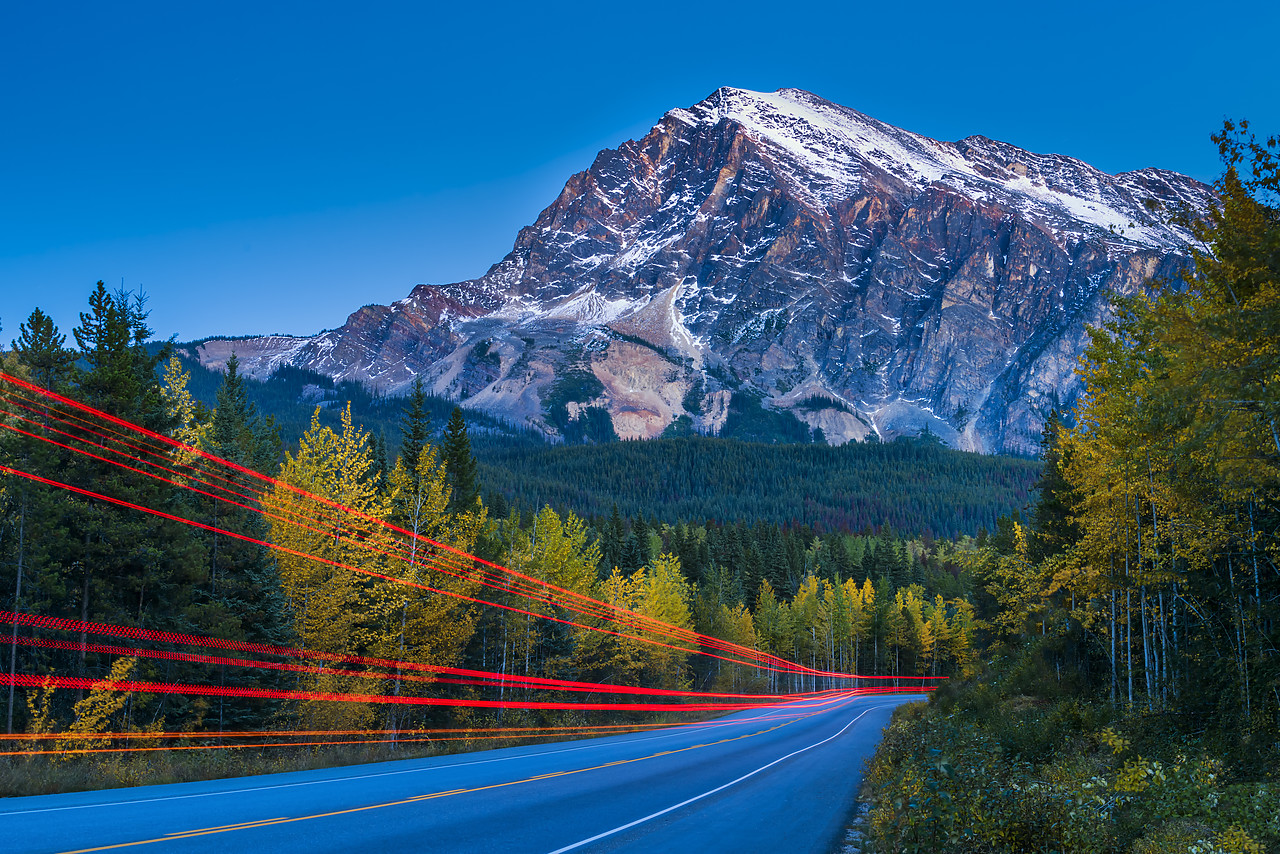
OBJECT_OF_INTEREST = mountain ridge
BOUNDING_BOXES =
[190,87,1214,454]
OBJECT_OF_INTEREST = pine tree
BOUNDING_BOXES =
[441,407,479,513]
[12,309,75,392]
[399,377,429,479]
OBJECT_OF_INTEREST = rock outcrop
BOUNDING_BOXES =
[195,87,1213,453]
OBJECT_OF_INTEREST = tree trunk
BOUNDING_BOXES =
[6,491,25,734]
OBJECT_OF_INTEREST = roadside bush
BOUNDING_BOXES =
[861,676,1278,853]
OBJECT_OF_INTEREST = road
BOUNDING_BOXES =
[0,692,923,854]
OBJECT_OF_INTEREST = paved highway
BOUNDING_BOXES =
[0,692,924,854]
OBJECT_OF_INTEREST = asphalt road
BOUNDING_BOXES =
[0,692,924,854]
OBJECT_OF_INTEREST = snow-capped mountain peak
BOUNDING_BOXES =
[194,87,1213,454]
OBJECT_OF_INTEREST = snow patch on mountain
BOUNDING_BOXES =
[673,87,1201,249]
[197,87,1213,454]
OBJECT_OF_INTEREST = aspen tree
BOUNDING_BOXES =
[266,405,388,728]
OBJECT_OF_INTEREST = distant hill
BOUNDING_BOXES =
[169,349,539,452]
[475,436,1039,539]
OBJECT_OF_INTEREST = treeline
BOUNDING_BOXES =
[477,436,1039,539]
[861,123,1280,853]
[0,285,981,747]
[167,348,1037,542]
[546,509,979,689]
[2,285,295,735]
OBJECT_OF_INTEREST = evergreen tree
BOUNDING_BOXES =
[35,284,207,727]
[370,431,388,490]
[441,407,479,512]
[12,309,75,392]
[399,377,429,479]
[600,503,626,573]
[73,283,168,423]
[186,354,291,729]
[1029,410,1079,562]
[620,531,646,573]
[630,515,652,567]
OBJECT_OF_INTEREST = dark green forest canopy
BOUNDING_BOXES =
[162,349,1036,539]
[475,436,1038,539]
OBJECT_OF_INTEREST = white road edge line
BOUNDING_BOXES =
[547,701,896,854]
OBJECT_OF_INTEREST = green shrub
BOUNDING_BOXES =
[861,678,1278,854]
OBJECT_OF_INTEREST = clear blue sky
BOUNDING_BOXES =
[3,1,1277,343]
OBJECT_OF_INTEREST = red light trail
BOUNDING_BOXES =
[0,674,895,713]
[0,373,815,673]
[1,386,774,670]
[0,372,942,755]
[1,459,901,682]
[1,614,884,701]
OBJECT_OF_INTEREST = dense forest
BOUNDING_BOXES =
[858,124,1280,853]
[477,437,1037,539]
[0,288,992,794]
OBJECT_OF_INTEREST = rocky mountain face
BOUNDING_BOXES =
[193,87,1214,454]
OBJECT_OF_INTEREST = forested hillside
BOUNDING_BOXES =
[166,347,538,451]
[477,437,1037,538]
[858,123,1280,854]
[166,347,1038,540]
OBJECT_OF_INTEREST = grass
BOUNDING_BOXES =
[0,712,726,798]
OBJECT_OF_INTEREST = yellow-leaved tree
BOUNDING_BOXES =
[632,553,695,692]
[159,356,208,465]
[264,405,389,729]
[374,439,486,733]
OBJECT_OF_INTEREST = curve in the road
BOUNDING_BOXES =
[0,691,924,854]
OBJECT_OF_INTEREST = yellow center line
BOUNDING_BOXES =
[58,710,827,854]
[162,817,292,838]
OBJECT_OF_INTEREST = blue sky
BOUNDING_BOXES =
[2,1,1277,343]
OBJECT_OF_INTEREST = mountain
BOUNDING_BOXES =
[189,87,1214,454]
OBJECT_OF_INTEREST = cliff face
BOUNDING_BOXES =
[196,87,1213,453]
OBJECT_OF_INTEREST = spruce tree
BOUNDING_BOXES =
[370,432,388,490]
[620,531,645,572]
[400,377,429,480]
[601,503,626,572]
[62,284,207,726]
[74,283,168,423]
[441,407,479,512]
[12,309,75,392]
[1028,411,1079,562]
